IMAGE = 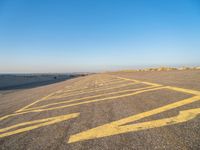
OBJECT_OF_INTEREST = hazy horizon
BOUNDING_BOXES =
[1,0,200,73]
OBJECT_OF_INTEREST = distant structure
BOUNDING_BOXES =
[117,66,200,73]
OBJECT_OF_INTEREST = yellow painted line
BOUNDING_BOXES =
[0,113,79,138]
[58,86,92,94]
[16,92,56,113]
[0,114,19,121]
[17,77,95,112]
[165,86,200,95]
[115,76,162,86]
[114,75,200,96]
[63,77,101,92]
[2,76,94,118]
[59,81,96,93]
[63,77,94,90]
[57,79,129,95]
[0,86,158,121]
[95,79,130,86]
[1,108,52,121]
[99,79,128,85]
[22,85,156,111]
[68,95,200,143]
[19,86,164,114]
[49,82,140,100]
[60,81,136,95]
[2,74,200,143]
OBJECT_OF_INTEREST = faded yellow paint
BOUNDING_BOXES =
[165,86,200,95]
[17,76,125,113]
[16,77,93,113]
[68,96,200,143]
[16,92,59,113]
[115,76,162,86]
[49,82,140,100]
[0,113,79,138]
[23,85,156,111]
[96,79,129,86]
[0,86,155,121]
[0,86,161,122]
[1,75,200,144]
[20,86,164,114]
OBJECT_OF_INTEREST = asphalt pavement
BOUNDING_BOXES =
[0,70,200,150]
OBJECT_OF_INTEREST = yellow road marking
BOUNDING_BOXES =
[0,86,163,121]
[22,85,156,111]
[49,82,140,100]
[53,79,130,96]
[17,76,133,113]
[0,113,79,138]
[115,76,162,86]
[23,86,164,113]
[68,95,200,143]
[16,92,57,113]
[61,77,108,93]
[16,77,95,112]
[17,77,131,113]
[165,86,200,95]
[98,79,128,85]
[1,75,200,143]
[115,76,200,96]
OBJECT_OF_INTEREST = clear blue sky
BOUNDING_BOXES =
[0,0,200,73]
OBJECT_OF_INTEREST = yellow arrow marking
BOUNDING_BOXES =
[0,113,79,138]
[68,95,200,143]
